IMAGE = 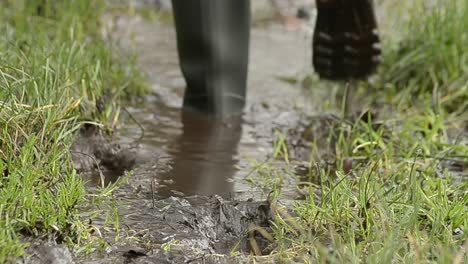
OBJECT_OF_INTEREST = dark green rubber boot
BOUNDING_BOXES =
[172,0,251,116]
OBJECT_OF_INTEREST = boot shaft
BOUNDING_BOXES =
[172,0,251,116]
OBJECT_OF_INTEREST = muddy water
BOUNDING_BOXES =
[96,16,317,199]
[73,12,320,263]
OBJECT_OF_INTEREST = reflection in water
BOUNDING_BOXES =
[157,111,243,197]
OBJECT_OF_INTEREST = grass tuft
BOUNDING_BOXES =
[255,0,468,262]
[0,0,146,262]
[377,0,468,114]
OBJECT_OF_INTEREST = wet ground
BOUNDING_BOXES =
[52,1,466,263]
[68,4,323,263]
[13,1,465,263]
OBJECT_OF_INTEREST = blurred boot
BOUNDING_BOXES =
[172,0,251,116]
[313,0,381,80]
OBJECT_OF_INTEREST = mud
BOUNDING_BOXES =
[76,196,272,263]
[66,2,468,263]
[22,240,73,264]
[68,3,321,263]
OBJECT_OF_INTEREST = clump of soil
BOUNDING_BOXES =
[79,195,274,263]
[71,126,137,185]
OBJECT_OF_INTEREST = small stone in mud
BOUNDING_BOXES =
[123,249,148,258]
[22,242,73,264]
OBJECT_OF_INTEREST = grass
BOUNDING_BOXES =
[248,0,467,262]
[1,0,464,262]
[376,0,468,114]
[261,111,467,263]
[0,0,145,262]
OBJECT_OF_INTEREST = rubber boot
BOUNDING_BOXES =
[171,0,251,116]
[313,0,381,80]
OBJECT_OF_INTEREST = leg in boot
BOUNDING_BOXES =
[172,0,251,116]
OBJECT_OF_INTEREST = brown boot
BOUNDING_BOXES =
[313,0,381,80]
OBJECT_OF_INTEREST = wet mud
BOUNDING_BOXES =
[22,241,73,264]
[76,196,272,264]
[68,4,321,262]
[66,3,468,263]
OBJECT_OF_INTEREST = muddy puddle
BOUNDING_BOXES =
[66,4,468,263]
[68,4,325,262]
[78,19,318,195]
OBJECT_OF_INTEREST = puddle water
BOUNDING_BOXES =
[74,12,319,263]
[155,113,244,197]
[92,16,317,200]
